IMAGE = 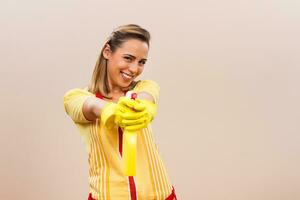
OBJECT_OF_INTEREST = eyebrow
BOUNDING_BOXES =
[123,54,147,61]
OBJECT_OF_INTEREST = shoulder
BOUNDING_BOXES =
[133,79,160,90]
[64,87,94,98]
[132,79,160,103]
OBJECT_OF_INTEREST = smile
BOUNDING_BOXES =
[120,71,134,80]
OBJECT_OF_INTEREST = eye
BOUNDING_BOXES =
[124,56,132,62]
[139,60,146,65]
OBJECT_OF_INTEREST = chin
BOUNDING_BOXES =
[119,80,133,88]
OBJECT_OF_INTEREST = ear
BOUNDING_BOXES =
[102,44,112,59]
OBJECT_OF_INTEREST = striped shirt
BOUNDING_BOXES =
[63,80,176,200]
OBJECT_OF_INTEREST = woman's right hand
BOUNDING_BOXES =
[101,96,154,132]
[100,97,145,130]
[115,97,147,131]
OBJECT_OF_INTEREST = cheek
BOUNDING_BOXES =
[110,62,124,74]
[108,62,121,78]
[137,67,144,75]
[116,61,129,71]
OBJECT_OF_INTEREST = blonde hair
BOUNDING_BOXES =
[88,24,151,98]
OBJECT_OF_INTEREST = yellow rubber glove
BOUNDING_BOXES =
[100,102,119,129]
[135,99,157,122]
[100,97,146,129]
[121,99,157,132]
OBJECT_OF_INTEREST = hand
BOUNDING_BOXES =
[100,97,157,132]
[116,97,147,131]
[134,99,157,123]
[100,97,145,129]
[119,98,157,132]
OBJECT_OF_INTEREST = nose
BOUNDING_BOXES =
[128,62,139,74]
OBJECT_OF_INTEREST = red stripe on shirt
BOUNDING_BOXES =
[128,176,137,200]
[118,127,123,156]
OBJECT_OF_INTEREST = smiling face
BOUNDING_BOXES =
[103,39,149,92]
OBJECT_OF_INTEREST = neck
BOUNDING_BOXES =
[108,82,128,96]
[108,76,131,95]
[110,87,125,95]
[107,86,126,103]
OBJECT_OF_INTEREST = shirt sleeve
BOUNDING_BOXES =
[63,88,94,123]
[132,80,160,104]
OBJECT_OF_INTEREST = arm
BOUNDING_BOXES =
[136,92,155,103]
[83,92,154,124]
[63,88,92,123]
[82,96,107,122]
[64,80,159,125]
[132,80,160,104]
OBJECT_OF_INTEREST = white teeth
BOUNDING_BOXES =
[121,72,133,79]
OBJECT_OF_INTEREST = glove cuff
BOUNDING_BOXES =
[101,102,117,128]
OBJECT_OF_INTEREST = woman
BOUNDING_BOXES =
[63,24,177,200]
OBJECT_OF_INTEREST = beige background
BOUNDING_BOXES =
[1,0,300,199]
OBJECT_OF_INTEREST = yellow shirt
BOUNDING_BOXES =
[63,80,174,200]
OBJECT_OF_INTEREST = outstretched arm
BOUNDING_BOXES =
[82,96,107,122]
[82,91,154,122]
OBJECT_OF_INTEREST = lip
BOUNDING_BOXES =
[120,71,135,81]
[120,71,134,78]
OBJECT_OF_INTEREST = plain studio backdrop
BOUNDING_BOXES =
[1,0,299,199]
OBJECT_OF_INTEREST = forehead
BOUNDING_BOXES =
[115,39,149,58]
